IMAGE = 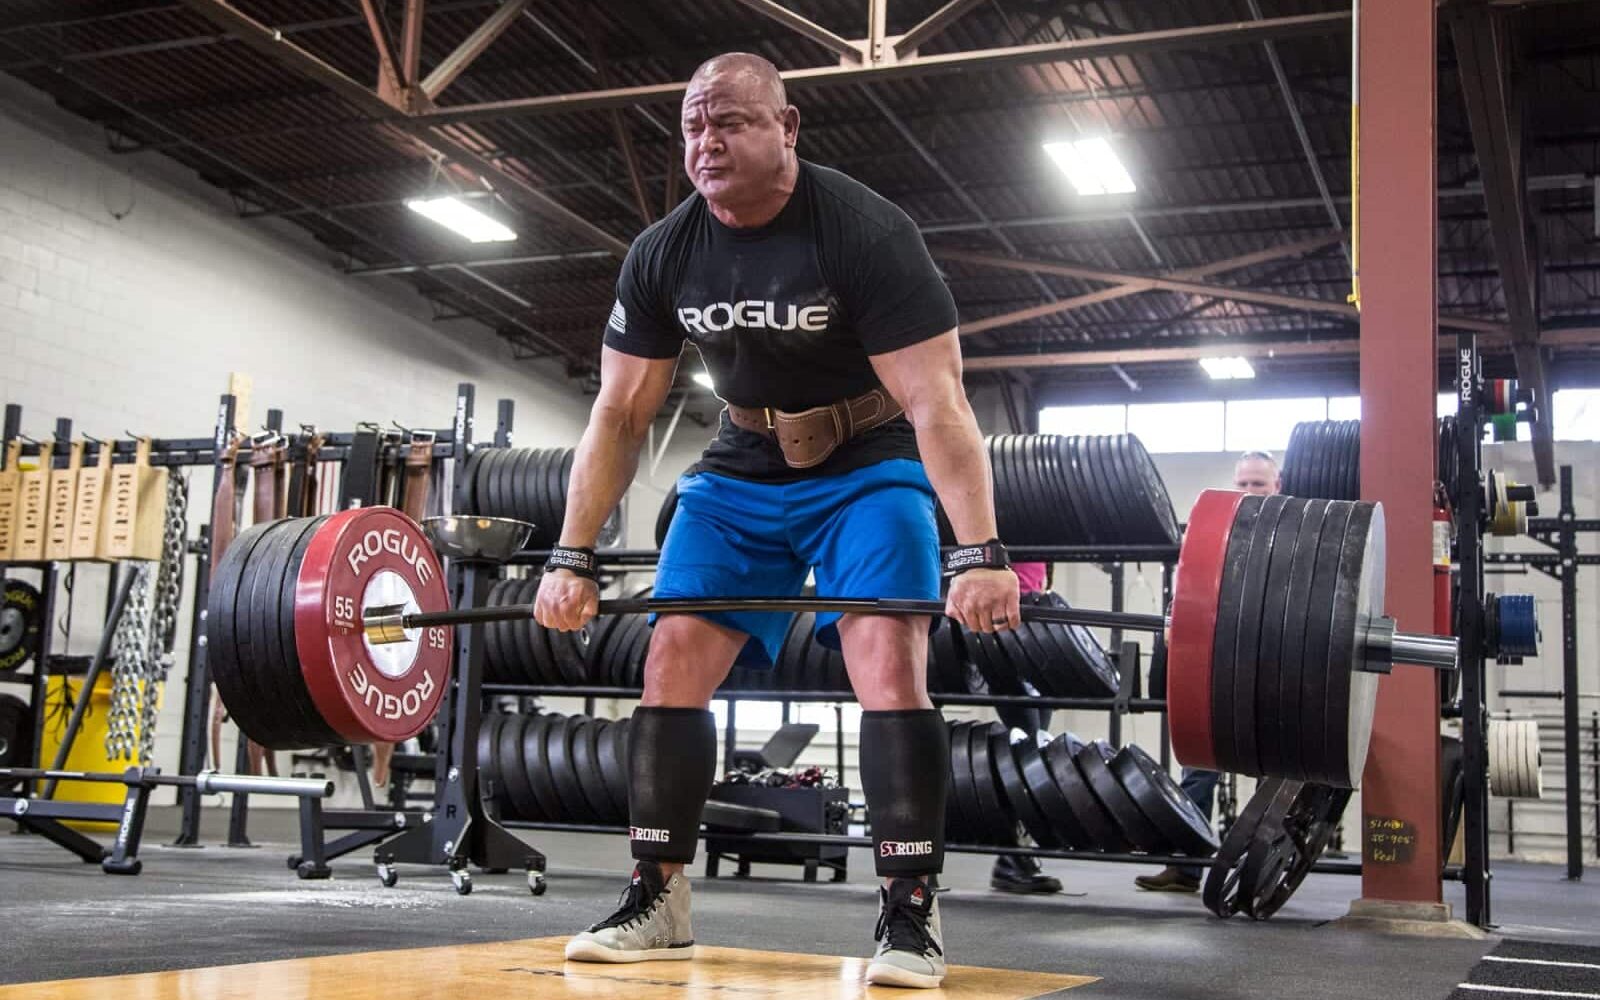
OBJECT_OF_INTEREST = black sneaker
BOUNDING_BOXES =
[865,878,946,988]
[990,854,1063,894]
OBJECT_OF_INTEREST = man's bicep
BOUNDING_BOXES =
[595,346,681,434]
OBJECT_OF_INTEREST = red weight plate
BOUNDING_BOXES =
[293,506,451,744]
[1168,489,1247,771]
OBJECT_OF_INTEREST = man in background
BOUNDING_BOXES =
[1136,450,1280,892]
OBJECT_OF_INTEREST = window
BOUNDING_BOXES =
[1225,397,1329,452]
[1039,404,1127,436]
[1438,392,1458,417]
[1553,389,1600,441]
[709,700,862,735]
[1328,396,1360,421]
[1127,401,1225,453]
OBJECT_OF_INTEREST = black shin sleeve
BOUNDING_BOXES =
[626,707,717,863]
[860,709,948,877]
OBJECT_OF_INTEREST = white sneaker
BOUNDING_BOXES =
[865,878,947,989]
[564,862,696,963]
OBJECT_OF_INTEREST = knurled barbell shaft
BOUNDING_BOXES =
[363,598,1457,672]
[366,597,1163,642]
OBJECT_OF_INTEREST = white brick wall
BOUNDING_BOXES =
[0,78,604,788]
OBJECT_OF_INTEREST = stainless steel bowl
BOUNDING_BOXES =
[421,515,534,562]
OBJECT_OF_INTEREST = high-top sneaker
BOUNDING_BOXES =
[865,878,946,989]
[564,862,696,963]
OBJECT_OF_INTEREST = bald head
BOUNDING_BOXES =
[681,52,801,222]
[688,52,787,112]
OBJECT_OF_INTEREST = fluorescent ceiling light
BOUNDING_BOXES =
[1199,356,1256,380]
[692,371,715,390]
[1043,137,1137,196]
[405,196,517,243]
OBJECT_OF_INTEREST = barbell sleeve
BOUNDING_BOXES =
[0,767,333,798]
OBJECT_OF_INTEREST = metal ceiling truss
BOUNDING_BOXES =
[20,1,1590,379]
[1447,0,1556,482]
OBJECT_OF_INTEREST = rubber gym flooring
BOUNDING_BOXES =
[0,808,1595,999]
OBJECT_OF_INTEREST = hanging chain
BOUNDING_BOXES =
[105,564,152,762]
[103,473,187,765]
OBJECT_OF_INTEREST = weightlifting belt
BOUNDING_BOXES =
[400,434,434,521]
[210,434,242,575]
[725,387,904,469]
[285,431,326,517]
[250,434,288,522]
[340,425,383,509]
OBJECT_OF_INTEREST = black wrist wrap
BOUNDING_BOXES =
[942,539,1010,578]
[545,545,597,579]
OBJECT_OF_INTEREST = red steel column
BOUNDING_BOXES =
[1358,0,1443,904]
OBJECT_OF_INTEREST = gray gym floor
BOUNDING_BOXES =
[0,808,1594,999]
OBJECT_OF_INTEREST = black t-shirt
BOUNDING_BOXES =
[602,160,959,482]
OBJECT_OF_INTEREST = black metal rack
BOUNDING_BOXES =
[1,403,221,866]
[172,386,482,851]
[1480,468,1600,879]
[463,510,1232,877]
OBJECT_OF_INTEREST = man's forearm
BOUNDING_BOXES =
[912,404,998,545]
[558,404,647,548]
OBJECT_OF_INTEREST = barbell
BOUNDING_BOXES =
[206,492,1457,789]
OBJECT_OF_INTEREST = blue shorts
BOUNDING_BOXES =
[653,458,941,668]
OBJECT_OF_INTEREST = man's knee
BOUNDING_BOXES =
[838,614,930,711]
[641,615,746,706]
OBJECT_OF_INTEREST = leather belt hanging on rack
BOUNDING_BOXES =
[249,433,287,524]
[400,433,434,521]
[339,424,383,510]
[284,430,326,518]
[209,433,243,576]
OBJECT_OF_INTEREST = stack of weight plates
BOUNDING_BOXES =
[655,482,680,548]
[1280,420,1361,501]
[718,613,973,695]
[1282,418,1463,501]
[1487,718,1543,799]
[945,721,1217,856]
[587,589,655,690]
[492,590,1115,697]
[1169,490,1384,789]
[955,591,1119,699]
[652,435,1180,549]
[939,434,1179,546]
[481,575,590,686]
[1441,733,1466,851]
[0,693,32,793]
[454,446,622,548]
[479,711,631,825]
